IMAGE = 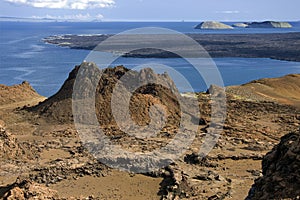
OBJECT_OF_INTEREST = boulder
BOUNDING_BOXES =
[3,179,59,200]
[206,84,226,97]
[195,21,234,29]
[0,123,29,160]
[246,129,300,199]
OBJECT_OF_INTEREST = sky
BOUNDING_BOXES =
[0,0,299,21]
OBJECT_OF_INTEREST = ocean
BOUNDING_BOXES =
[1,21,300,97]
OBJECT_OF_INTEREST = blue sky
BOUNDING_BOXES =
[0,0,299,21]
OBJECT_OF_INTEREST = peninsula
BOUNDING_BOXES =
[44,32,300,62]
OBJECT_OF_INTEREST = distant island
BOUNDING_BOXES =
[246,21,292,28]
[195,21,293,29]
[195,21,233,29]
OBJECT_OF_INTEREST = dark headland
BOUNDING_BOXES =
[44,32,300,62]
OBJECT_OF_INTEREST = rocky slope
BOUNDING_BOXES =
[227,74,300,109]
[246,129,300,200]
[28,65,78,123]
[1,64,300,199]
[0,81,43,106]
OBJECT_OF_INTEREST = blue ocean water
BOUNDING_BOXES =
[0,21,300,97]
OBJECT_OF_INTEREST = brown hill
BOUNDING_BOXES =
[29,62,183,128]
[0,81,44,107]
[227,74,300,109]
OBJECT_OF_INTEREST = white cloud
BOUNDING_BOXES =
[95,14,104,19]
[215,11,240,14]
[5,0,115,9]
[31,13,104,21]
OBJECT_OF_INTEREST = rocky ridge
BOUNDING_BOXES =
[0,81,43,106]
[227,74,300,109]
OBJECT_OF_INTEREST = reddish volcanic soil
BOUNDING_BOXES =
[0,64,299,199]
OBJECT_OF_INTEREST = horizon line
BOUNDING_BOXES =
[1,16,300,23]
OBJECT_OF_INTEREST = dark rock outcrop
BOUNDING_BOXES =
[246,129,300,200]
[206,84,226,97]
